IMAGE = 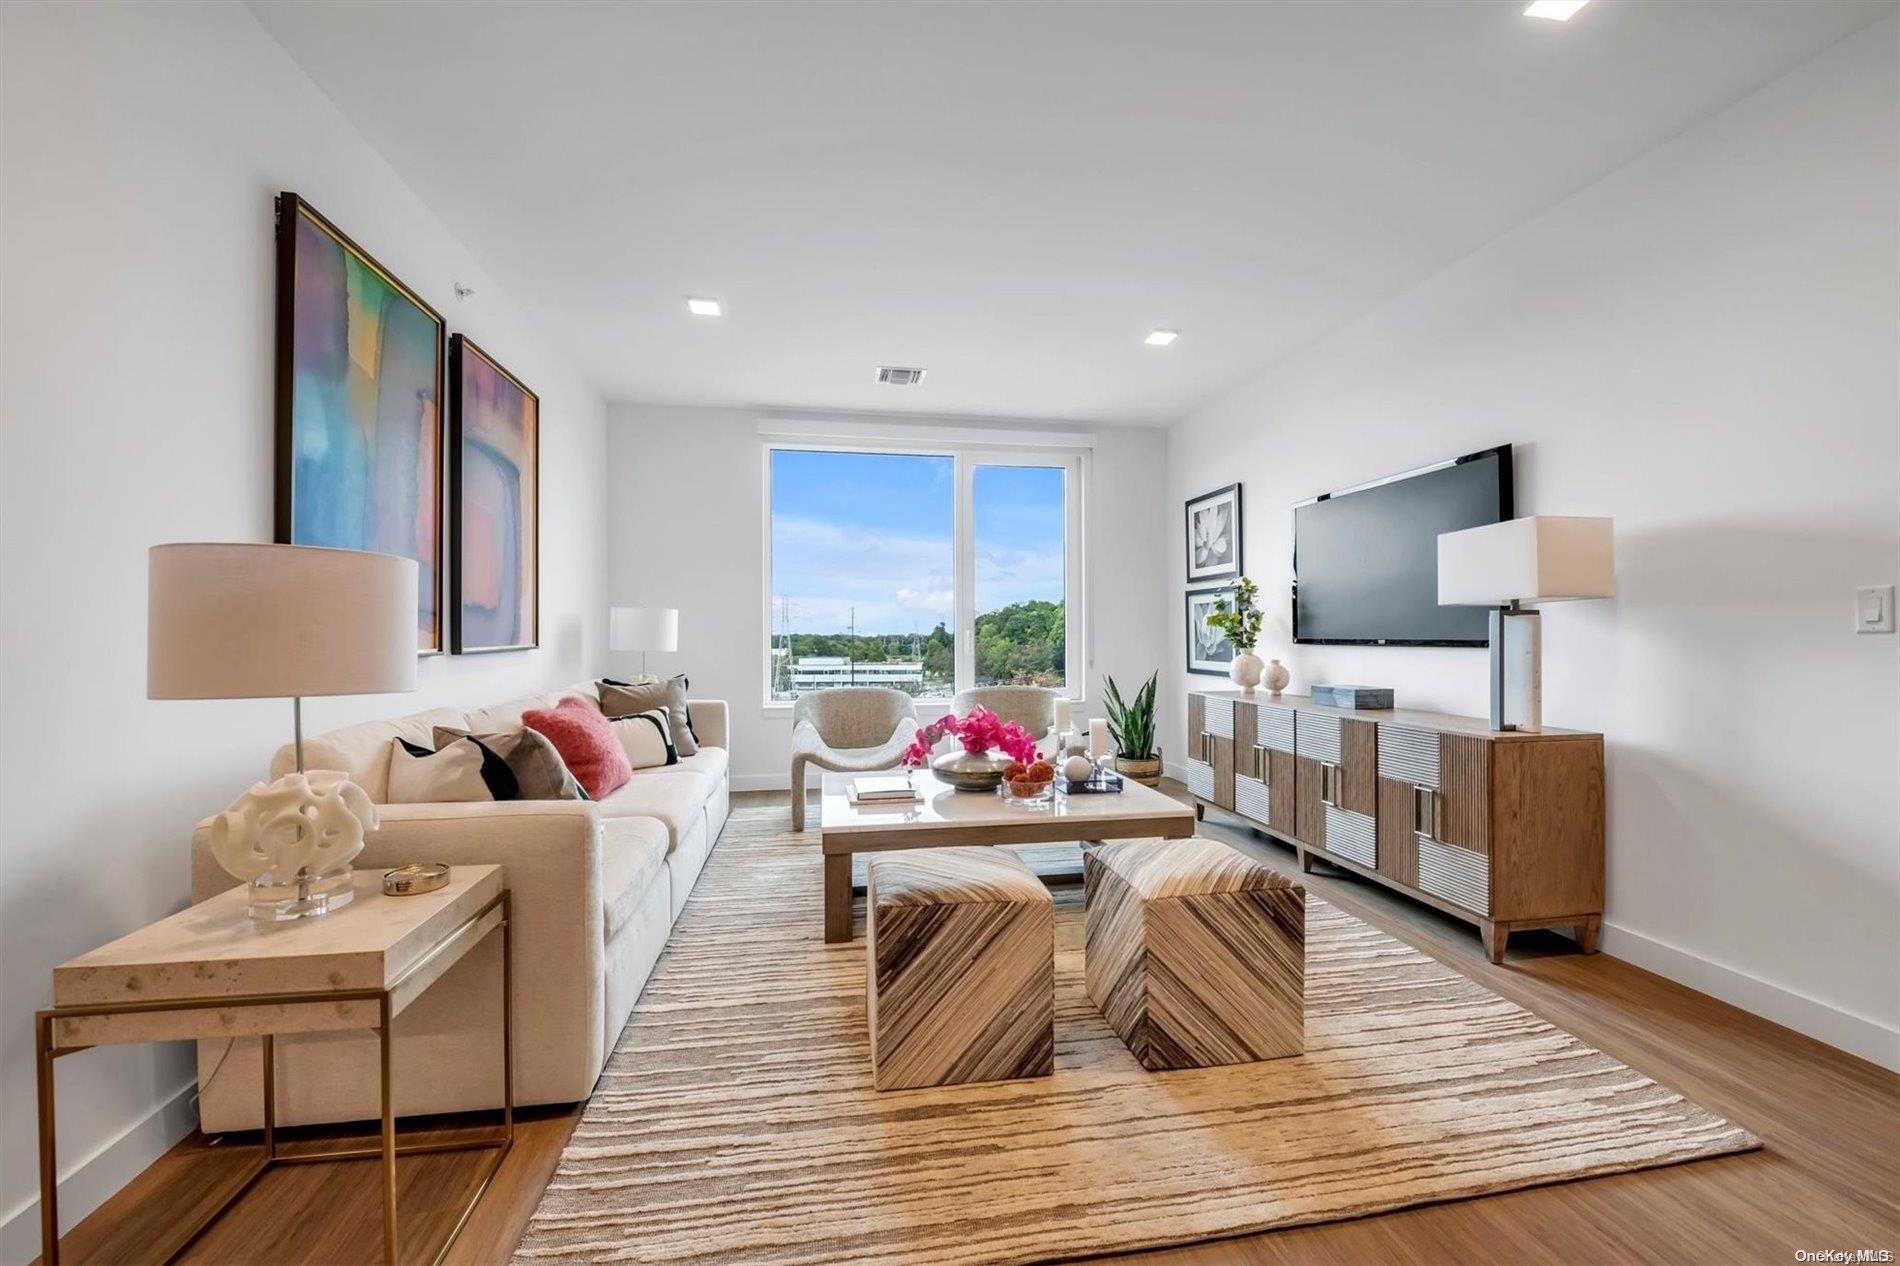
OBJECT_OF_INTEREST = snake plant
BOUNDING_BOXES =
[1103,672,1158,760]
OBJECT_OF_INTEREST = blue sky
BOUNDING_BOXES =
[770,450,1064,635]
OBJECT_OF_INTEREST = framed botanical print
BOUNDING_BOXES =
[1186,585,1239,674]
[274,192,445,653]
[449,335,539,654]
[1185,482,1242,582]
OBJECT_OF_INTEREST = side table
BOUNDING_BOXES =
[36,865,513,1266]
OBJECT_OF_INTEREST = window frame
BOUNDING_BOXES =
[761,438,1087,714]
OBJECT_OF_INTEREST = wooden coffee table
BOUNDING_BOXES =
[818,769,1195,942]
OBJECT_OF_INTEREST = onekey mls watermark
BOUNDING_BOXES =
[1795,1252,1893,1263]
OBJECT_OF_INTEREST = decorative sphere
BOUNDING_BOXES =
[1062,754,1096,783]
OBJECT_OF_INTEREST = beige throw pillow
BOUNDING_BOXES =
[611,709,680,771]
[433,726,588,801]
[598,677,699,756]
[387,737,494,803]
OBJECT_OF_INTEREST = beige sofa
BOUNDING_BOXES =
[188,680,730,1131]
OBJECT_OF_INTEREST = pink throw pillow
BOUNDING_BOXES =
[523,696,631,800]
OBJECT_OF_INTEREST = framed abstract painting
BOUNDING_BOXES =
[449,335,539,654]
[274,192,445,653]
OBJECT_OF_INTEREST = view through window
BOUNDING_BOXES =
[767,447,1074,702]
[973,464,1066,689]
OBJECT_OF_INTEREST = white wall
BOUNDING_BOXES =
[1167,19,1899,1067]
[0,3,610,1253]
[606,406,1171,787]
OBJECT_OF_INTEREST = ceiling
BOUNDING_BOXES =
[251,0,1891,425]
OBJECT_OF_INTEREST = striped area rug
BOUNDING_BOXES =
[513,806,1756,1264]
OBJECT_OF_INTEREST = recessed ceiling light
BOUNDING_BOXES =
[686,297,721,317]
[1145,329,1179,346]
[1523,0,1589,20]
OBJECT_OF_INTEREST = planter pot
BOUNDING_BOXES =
[1229,648,1264,691]
[932,747,1015,792]
[1113,755,1163,788]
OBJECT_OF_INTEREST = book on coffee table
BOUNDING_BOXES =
[849,775,921,805]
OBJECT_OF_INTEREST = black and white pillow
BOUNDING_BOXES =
[599,675,699,756]
[388,736,509,803]
[611,708,679,770]
[433,726,587,801]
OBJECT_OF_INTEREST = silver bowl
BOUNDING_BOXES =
[931,747,1015,792]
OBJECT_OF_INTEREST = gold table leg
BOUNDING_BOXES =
[38,1014,58,1266]
[381,993,399,1266]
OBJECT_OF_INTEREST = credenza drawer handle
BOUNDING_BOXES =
[1319,761,1340,807]
[1252,743,1269,781]
[1199,731,1214,763]
[1413,784,1438,841]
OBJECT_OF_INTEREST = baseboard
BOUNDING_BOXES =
[732,773,792,793]
[1598,922,1898,1071]
[1163,760,1188,784]
[0,1079,198,1263]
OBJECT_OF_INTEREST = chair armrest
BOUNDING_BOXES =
[686,698,728,753]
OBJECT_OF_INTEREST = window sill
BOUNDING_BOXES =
[763,694,1086,721]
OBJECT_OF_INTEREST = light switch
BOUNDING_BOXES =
[1857,584,1895,634]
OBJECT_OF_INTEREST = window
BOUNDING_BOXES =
[766,443,1082,704]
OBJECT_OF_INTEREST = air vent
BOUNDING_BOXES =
[876,366,927,386]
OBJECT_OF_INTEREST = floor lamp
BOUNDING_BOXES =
[1437,516,1614,733]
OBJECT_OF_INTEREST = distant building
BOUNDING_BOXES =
[790,656,924,691]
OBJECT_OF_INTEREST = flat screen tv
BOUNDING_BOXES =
[1293,445,1513,647]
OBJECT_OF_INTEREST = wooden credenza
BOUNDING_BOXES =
[1186,690,1603,963]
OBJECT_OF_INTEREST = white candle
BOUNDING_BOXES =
[1053,696,1073,734]
[1088,717,1110,760]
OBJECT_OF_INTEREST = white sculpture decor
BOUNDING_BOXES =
[1263,658,1291,697]
[195,771,378,920]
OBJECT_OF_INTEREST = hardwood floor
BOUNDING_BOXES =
[44,787,1897,1265]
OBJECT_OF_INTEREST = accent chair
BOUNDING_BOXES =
[790,687,921,830]
[951,685,1060,750]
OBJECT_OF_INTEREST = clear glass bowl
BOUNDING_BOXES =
[998,779,1054,805]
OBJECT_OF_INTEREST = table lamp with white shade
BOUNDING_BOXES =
[610,606,678,677]
[1437,516,1614,733]
[149,543,418,919]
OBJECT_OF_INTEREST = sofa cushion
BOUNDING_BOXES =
[388,737,502,803]
[596,767,713,849]
[525,697,632,800]
[599,676,699,757]
[271,707,470,803]
[670,746,729,783]
[601,816,670,941]
[463,692,569,735]
[434,726,587,801]
[611,711,679,771]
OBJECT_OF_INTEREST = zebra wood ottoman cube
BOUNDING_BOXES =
[866,847,1055,1091]
[1085,837,1304,1071]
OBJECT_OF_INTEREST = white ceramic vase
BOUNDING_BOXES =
[1263,657,1290,697]
[1228,648,1264,691]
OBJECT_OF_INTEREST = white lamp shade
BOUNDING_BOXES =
[1437,516,1615,606]
[148,543,419,699]
[611,606,679,653]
